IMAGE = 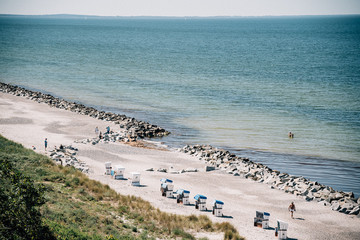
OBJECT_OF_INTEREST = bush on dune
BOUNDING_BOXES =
[0,158,55,239]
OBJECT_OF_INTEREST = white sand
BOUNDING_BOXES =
[1,92,359,240]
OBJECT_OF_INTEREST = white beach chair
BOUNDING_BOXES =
[176,189,190,205]
[254,211,270,229]
[160,178,174,197]
[113,165,125,180]
[275,219,288,239]
[166,183,174,198]
[182,190,190,205]
[130,172,141,186]
[105,162,112,175]
[194,194,207,211]
[212,200,224,217]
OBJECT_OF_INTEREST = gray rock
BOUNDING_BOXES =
[184,168,198,172]
[349,206,360,215]
[244,173,254,179]
[327,192,343,202]
[205,166,216,172]
[331,202,341,211]
[341,202,355,211]
[305,196,314,201]
[339,207,347,213]
[343,192,355,198]
[300,189,309,196]
[318,200,331,207]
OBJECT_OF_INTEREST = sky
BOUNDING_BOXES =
[0,0,359,17]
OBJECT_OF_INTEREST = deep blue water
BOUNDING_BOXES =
[0,15,359,196]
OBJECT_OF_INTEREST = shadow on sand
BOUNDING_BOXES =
[132,184,147,188]
[114,178,128,181]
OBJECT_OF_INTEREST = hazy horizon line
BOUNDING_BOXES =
[1,13,359,18]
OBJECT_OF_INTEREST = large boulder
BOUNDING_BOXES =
[349,206,360,215]
[331,202,341,211]
[205,166,216,172]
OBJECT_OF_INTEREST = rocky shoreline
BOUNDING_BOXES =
[1,82,359,217]
[0,82,170,141]
[49,145,89,173]
[179,145,360,216]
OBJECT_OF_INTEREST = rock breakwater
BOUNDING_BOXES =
[75,131,135,145]
[0,82,170,140]
[180,144,360,216]
[49,145,89,173]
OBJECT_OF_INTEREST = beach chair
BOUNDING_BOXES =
[113,165,125,180]
[130,172,141,186]
[212,200,224,217]
[160,178,174,197]
[161,183,174,197]
[194,194,207,211]
[160,178,173,191]
[105,162,112,175]
[254,211,270,229]
[275,220,288,239]
[176,189,190,205]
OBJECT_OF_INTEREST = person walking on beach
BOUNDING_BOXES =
[44,138,48,151]
[288,202,296,218]
[106,126,110,134]
[95,126,99,135]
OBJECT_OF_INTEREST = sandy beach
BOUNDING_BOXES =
[1,91,359,240]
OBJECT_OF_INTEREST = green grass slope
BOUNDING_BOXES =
[0,135,244,240]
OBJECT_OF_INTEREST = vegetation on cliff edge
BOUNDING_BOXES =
[0,135,244,240]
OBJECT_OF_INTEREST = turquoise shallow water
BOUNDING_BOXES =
[0,15,359,195]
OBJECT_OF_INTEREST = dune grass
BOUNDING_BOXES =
[0,135,244,240]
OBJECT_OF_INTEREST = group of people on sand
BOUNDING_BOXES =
[42,126,111,152]
[95,126,111,139]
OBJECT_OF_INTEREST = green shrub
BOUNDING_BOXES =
[0,159,54,239]
[72,177,80,186]
[172,228,195,239]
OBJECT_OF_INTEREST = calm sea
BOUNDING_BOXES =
[1,15,359,196]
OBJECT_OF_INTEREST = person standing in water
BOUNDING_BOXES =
[288,131,294,138]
